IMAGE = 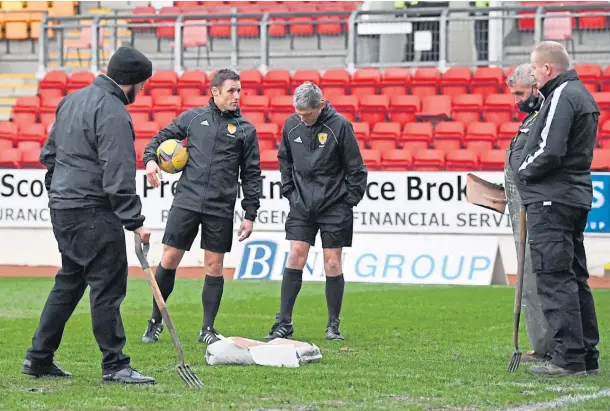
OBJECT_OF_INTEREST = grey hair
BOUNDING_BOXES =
[293,81,323,110]
[506,63,537,88]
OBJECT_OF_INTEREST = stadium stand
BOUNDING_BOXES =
[2,1,610,172]
[3,64,610,172]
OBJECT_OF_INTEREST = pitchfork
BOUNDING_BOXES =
[134,233,204,388]
[508,207,527,373]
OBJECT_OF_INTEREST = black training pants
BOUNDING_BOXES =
[26,208,131,374]
[525,201,600,372]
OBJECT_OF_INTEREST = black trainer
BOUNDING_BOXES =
[264,313,294,340]
[198,326,220,344]
[142,319,164,343]
[326,317,344,341]
[22,359,71,378]
[102,367,155,384]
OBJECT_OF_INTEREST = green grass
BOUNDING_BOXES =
[0,277,608,410]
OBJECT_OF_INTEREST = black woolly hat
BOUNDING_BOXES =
[107,46,153,86]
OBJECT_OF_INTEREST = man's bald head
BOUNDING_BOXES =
[530,41,571,89]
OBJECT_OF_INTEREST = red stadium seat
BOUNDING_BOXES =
[331,95,359,122]
[240,69,263,96]
[260,149,279,169]
[351,122,370,142]
[182,95,208,111]
[417,95,451,122]
[291,69,321,91]
[380,67,410,96]
[370,122,401,152]
[591,148,610,170]
[20,145,44,168]
[433,121,464,152]
[147,70,178,98]
[498,122,520,148]
[401,122,433,146]
[128,95,153,114]
[0,148,21,168]
[320,68,350,98]
[67,71,95,92]
[465,122,497,154]
[472,67,504,98]
[40,96,63,115]
[445,149,478,171]
[39,70,68,91]
[452,94,483,124]
[262,69,291,97]
[12,96,40,116]
[412,149,445,171]
[177,70,207,98]
[17,124,46,144]
[440,67,472,97]
[241,95,269,124]
[268,96,294,125]
[0,121,18,142]
[484,94,515,125]
[134,121,160,140]
[381,149,412,171]
[0,139,13,150]
[574,63,601,93]
[478,149,507,171]
[361,149,382,170]
[350,68,381,98]
[359,95,389,126]
[411,67,440,99]
[389,95,420,127]
[255,123,280,143]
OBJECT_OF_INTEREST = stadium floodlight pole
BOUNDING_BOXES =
[134,233,204,388]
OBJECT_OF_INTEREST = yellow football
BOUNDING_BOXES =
[156,139,189,174]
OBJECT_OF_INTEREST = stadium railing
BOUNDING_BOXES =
[23,2,610,76]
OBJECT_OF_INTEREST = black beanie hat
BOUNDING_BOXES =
[107,46,153,86]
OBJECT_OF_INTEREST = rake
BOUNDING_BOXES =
[134,233,204,388]
[508,207,527,373]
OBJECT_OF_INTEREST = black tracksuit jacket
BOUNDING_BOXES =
[143,97,262,221]
[513,70,600,210]
[278,102,368,219]
[40,74,145,231]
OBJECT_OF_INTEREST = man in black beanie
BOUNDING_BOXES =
[23,46,156,384]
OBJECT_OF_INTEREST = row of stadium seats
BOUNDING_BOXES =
[129,2,359,40]
[0,1,76,41]
[3,143,610,172]
[517,1,610,30]
[5,118,610,153]
[37,66,610,100]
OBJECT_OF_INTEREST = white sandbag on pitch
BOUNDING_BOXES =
[205,337,322,367]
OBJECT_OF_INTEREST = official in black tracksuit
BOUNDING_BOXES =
[23,47,155,384]
[512,41,600,377]
[141,69,261,346]
[264,81,368,341]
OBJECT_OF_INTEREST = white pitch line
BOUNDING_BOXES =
[499,389,610,411]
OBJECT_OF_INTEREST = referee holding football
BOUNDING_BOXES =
[141,69,262,345]
[23,46,155,384]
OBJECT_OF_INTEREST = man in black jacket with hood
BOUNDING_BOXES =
[23,46,155,384]
[141,69,261,346]
[514,41,600,377]
[264,81,368,341]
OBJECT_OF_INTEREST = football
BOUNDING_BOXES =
[156,139,189,174]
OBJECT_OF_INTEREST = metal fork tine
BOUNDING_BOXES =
[177,364,204,388]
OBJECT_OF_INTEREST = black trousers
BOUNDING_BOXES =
[26,207,131,374]
[525,201,600,372]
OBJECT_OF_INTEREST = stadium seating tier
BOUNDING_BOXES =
[4,64,610,171]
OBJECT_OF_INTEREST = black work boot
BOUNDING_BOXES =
[264,313,294,340]
[102,367,155,384]
[529,363,586,377]
[326,317,344,341]
[198,326,221,345]
[22,359,71,378]
[141,319,164,343]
